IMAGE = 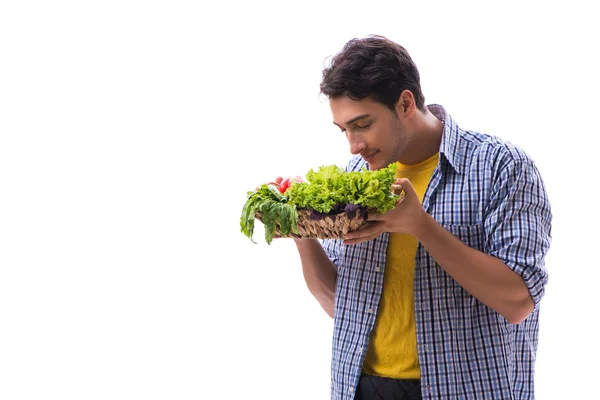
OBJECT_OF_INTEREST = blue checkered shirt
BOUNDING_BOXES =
[321,104,552,400]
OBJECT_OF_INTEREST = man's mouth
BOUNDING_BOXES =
[362,150,379,162]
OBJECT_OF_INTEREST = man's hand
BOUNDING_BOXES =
[343,178,427,245]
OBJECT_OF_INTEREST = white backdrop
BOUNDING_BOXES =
[1,1,598,399]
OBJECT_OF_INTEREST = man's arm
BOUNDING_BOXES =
[347,198,535,323]
[294,238,337,318]
[414,214,533,324]
[344,156,551,324]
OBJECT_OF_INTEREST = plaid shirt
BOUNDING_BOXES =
[321,104,552,400]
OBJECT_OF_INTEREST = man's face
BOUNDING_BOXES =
[330,96,407,170]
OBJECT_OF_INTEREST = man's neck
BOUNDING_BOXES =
[399,109,444,165]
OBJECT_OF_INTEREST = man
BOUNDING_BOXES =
[294,35,552,399]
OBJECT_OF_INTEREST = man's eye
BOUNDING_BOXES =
[355,123,370,130]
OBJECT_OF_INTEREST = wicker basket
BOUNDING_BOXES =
[257,208,368,239]
[256,186,404,240]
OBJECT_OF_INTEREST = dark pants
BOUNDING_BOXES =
[355,374,422,400]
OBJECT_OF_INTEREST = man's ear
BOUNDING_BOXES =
[395,90,416,117]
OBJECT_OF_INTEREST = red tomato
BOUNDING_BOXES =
[279,177,291,193]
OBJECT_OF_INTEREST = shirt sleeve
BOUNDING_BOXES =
[320,238,341,267]
[484,152,552,307]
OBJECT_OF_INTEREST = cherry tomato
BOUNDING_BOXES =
[279,177,291,193]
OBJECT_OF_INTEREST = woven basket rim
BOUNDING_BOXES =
[256,206,369,239]
[251,184,404,241]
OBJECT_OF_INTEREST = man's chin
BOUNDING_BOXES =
[366,158,387,171]
[366,161,383,170]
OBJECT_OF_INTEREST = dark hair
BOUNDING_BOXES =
[320,35,426,112]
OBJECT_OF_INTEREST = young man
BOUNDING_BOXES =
[295,35,552,400]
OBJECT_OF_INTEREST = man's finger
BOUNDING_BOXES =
[396,178,416,196]
[344,224,381,244]
[344,222,381,240]
[343,232,380,245]
[391,183,403,196]
[367,211,384,221]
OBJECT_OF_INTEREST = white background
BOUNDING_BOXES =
[1,1,598,399]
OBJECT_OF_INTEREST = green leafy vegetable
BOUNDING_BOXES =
[285,163,399,213]
[240,163,400,244]
[240,184,298,244]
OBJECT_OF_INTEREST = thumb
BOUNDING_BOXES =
[394,178,417,198]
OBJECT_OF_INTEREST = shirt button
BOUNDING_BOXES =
[375,267,381,272]
[349,387,354,393]
[368,308,373,314]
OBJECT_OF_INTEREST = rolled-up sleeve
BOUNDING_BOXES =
[484,153,552,307]
[320,238,342,268]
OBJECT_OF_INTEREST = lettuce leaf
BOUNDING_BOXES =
[285,163,399,213]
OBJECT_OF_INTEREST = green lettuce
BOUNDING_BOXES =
[240,163,400,244]
[285,163,399,213]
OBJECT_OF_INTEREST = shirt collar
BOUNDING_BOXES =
[427,104,466,175]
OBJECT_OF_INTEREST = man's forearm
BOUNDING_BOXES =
[294,239,337,318]
[415,213,534,324]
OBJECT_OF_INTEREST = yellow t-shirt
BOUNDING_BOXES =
[361,152,439,379]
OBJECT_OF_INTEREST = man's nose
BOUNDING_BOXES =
[348,134,366,155]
